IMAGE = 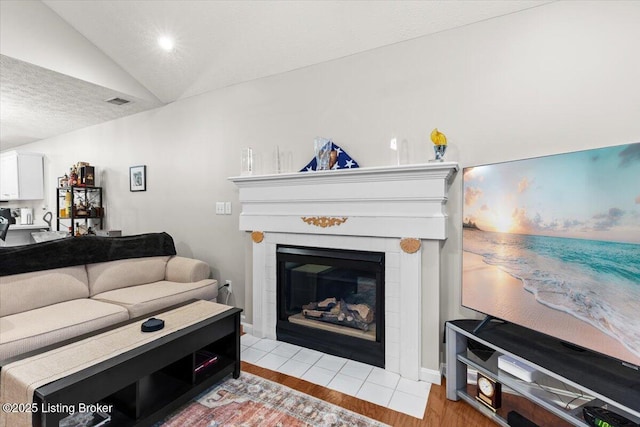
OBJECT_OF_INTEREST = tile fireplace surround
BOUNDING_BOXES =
[230,162,458,384]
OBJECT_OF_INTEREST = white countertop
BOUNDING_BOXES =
[7,224,50,230]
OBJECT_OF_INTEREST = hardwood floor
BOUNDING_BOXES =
[242,361,497,427]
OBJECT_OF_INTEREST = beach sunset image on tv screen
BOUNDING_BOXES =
[462,143,640,366]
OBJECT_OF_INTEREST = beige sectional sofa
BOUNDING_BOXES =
[0,254,218,361]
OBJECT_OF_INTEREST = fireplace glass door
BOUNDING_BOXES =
[276,245,384,367]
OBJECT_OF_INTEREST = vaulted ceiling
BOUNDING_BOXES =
[0,0,551,150]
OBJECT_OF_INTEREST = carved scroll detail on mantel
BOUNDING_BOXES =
[251,231,264,243]
[400,238,421,254]
[301,216,348,228]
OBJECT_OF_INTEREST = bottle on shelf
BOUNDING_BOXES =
[63,190,72,218]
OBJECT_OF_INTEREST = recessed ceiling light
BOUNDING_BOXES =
[158,35,175,52]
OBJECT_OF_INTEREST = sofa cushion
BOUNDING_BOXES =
[0,266,89,317]
[87,256,171,296]
[0,299,129,361]
[166,256,211,282]
[92,279,218,318]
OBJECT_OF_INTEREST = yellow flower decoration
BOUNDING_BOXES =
[430,128,447,146]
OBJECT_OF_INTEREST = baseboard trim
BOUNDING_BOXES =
[241,321,253,336]
[420,367,442,385]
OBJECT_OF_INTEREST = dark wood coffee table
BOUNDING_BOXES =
[3,301,241,427]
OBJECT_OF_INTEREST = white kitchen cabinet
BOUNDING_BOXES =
[0,151,44,200]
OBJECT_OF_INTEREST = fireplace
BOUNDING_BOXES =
[230,163,458,382]
[276,245,384,367]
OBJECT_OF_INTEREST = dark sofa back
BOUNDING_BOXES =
[0,232,177,277]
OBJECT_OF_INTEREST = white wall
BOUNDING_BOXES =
[9,1,640,365]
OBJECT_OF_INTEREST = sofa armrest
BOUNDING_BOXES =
[165,256,211,282]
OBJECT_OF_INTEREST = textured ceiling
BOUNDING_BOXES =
[0,55,162,147]
[0,0,552,150]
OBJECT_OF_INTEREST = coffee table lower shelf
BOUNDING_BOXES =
[32,306,242,427]
[103,356,237,427]
[106,357,236,426]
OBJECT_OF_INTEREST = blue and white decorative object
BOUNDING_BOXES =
[301,138,360,172]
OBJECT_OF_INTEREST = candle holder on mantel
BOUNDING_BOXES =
[433,144,447,161]
[430,128,448,162]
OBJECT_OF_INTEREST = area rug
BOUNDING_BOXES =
[157,372,389,427]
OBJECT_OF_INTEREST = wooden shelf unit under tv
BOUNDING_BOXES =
[445,319,640,427]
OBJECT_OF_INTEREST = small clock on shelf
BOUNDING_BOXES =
[476,372,502,411]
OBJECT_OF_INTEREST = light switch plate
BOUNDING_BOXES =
[224,202,232,215]
[215,202,225,215]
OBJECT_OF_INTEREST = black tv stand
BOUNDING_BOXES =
[560,341,588,353]
[446,319,640,427]
[472,315,503,334]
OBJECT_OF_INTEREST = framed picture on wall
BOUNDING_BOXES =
[129,165,146,192]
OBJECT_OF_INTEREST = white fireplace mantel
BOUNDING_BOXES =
[230,162,459,383]
[230,162,458,239]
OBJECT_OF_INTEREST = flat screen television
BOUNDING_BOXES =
[462,142,640,367]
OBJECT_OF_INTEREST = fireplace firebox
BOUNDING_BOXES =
[276,245,384,367]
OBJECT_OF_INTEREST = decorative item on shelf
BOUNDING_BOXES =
[64,190,72,216]
[69,165,79,186]
[314,137,333,171]
[300,138,359,172]
[58,175,69,188]
[430,128,448,161]
[273,146,281,173]
[272,145,293,174]
[79,165,95,186]
[389,137,410,165]
[75,162,90,186]
[75,201,88,217]
[475,372,501,411]
[241,147,254,176]
[73,223,92,236]
[129,165,147,192]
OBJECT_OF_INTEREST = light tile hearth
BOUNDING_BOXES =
[241,333,430,419]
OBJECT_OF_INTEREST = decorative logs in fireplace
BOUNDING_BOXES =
[301,297,374,331]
